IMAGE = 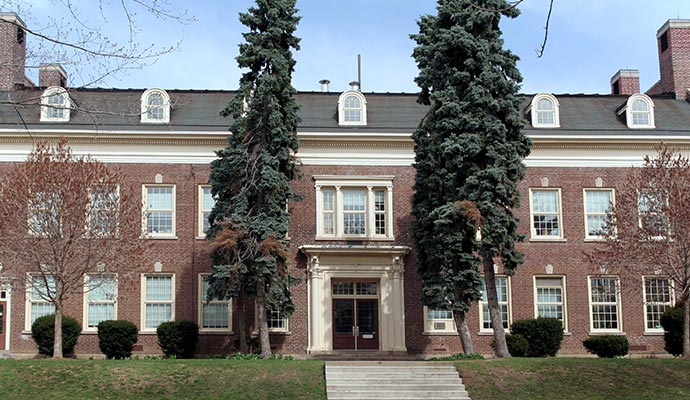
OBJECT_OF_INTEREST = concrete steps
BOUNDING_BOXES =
[326,361,471,400]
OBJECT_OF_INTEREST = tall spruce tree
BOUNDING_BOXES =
[206,0,300,358]
[411,0,531,357]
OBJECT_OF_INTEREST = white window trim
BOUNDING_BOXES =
[27,191,60,237]
[423,306,456,334]
[638,189,669,240]
[253,303,290,334]
[529,93,560,128]
[40,86,71,122]
[588,275,622,334]
[86,185,121,238]
[83,274,118,332]
[618,93,655,129]
[337,90,367,126]
[24,273,56,331]
[314,176,394,240]
[197,185,215,238]
[529,188,564,240]
[479,276,512,333]
[198,274,232,332]
[642,276,675,334]
[583,188,615,241]
[140,88,171,123]
[142,184,176,239]
[533,275,568,332]
[141,273,175,332]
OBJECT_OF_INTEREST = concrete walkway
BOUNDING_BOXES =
[325,361,471,400]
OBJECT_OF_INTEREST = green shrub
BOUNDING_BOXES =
[31,314,82,356]
[505,334,529,357]
[510,318,564,357]
[583,335,629,358]
[432,353,484,361]
[660,305,684,356]
[97,320,139,359]
[156,320,199,358]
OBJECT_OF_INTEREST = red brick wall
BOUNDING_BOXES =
[649,25,690,99]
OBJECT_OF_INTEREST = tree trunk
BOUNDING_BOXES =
[483,258,510,358]
[453,310,474,354]
[237,289,248,354]
[53,304,63,359]
[683,300,690,358]
[256,274,272,359]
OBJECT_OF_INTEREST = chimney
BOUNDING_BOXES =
[0,13,30,90]
[319,79,330,92]
[647,19,690,99]
[610,69,640,95]
[39,64,68,88]
[348,81,360,91]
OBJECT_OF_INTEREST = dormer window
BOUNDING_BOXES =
[620,93,655,129]
[529,94,560,128]
[338,90,367,126]
[40,87,70,122]
[141,88,170,123]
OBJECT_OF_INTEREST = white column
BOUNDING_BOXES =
[335,186,343,237]
[391,257,406,351]
[308,256,324,353]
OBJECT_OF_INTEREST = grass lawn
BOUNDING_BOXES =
[456,357,690,400]
[0,359,326,400]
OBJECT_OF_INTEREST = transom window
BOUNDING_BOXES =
[199,275,231,331]
[480,277,510,332]
[142,274,174,330]
[141,88,170,123]
[143,185,175,237]
[643,277,674,332]
[584,189,614,239]
[25,274,56,330]
[589,276,621,332]
[338,91,367,126]
[198,186,216,237]
[84,274,117,330]
[40,87,70,122]
[529,189,563,239]
[530,94,560,128]
[332,281,378,297]
[534,277,567,329]
[623,94,655,129]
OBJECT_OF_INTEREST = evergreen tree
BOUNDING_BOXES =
[411,0,531,357]
[206,0,300,358]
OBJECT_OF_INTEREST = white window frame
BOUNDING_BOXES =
[198,185,215,238]
[314,176,394,240]
[529,93,560,128]
[140,88,170,123]
[40,86,71,122]
[87,185,120,237]
[141,274,175,331]
[642,276,674,334]
[588,276,622,333]
[253,304,289,334]
[533,276,568,332]
[638,189,669,239]
[142,184,176,238]
[423,306,456,334]
[338,90,367,126]
[479,276,511,333]
[529,188,563,240]
[27,191,60,237]
[583,189,615,240]
[198,274,232,332]
[620,93,655,129]
[83,274,118,332]
[267,310,289,333]
[25,274,56,331]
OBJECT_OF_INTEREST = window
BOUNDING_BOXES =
[638,190,668,237]
[140,88,170,123]
[622,94,655,129]
[28,192,60,236]
[584,189,614,239]
[480,277,510,332]
[529,94,560,128]
[40,87,70,122]
[424,307,456,333]
[84,275,117,330]
[643,277,674,333]
[143,185,175,237]
[589,276,621,332]
[338,91,367,126]
[142,274,174,330]
[198,275,231,331]
[198,186,215,237]
[529,189,563,239]
[534,277,567,330]
[315,176,393,240]
[267,310,288,332]
[25,274,56,330]
[87,185,119,237]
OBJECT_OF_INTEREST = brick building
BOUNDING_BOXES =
[0,14,689,357]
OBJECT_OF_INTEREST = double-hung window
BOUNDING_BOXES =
[267,310,288,332]
[479,277,511,332]
[88,185,119,237]
[199,274,231,331]
[143,185,175,237]
[25,274,56,330]
[589,276,621,333]
[529,189,563,239]
[643,277,674,333]
[84,274,117,330]
[28,192,60,236]
[584,189,614,239]
[638,190,668,238]
[198,186,215,237]
[534,277,567,330]
[142,274,174,330]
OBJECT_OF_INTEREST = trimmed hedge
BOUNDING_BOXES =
[510,318,564,357]
[583,335,629,358]
[157,320,199,358]
[31,314,81,356]
[97,320,139,359]
[660,305,683,356]
[505,334,529,357]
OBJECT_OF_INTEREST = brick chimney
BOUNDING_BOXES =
[647,19,690,99]
[0,13,31,90]
[610,69,640,95]
[39,64,67,88]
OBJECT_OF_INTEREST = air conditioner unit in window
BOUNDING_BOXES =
[434,322,446,330]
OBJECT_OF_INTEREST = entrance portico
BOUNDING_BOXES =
[300,245,409,354]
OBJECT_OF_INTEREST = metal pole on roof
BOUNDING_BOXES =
[357,54,362,92]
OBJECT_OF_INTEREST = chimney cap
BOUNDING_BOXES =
[39,63,68,79]
[319,79,331,85]
[610,69,639,84]
[657,19,690,38]
[0,12,26,28]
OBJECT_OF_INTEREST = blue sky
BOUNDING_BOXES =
[21,1,690,94]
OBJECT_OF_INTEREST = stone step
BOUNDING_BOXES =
[327,372,460,379]
[327,393,470,400]
[328,384,466,391]
[327,379,463,385]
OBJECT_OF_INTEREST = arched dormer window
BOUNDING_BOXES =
[529,93,560,128]
[40,86,70,122]
[141,88,170,123]
[619,93,655,129]
[338,90,367,126]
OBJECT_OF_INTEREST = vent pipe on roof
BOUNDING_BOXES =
[349,81,360,91]
[319,79,330,92]
[357,54,362,92]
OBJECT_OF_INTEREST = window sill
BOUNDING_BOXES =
[422,331,458,336]
[643,331,664,336]
[195,236,208,241]
[145,236,178,240]
[588,331,626,336]
[81,330,98,335]
[199,330,234,335]
[478,331,510,336]
[315,236,395,242]
[138,330,158,335]
[583,238,606,243]
[529,238,567,243]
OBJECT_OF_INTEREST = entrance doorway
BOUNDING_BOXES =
[332,280,379,350]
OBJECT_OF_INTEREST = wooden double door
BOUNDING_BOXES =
[333,298,379,350]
